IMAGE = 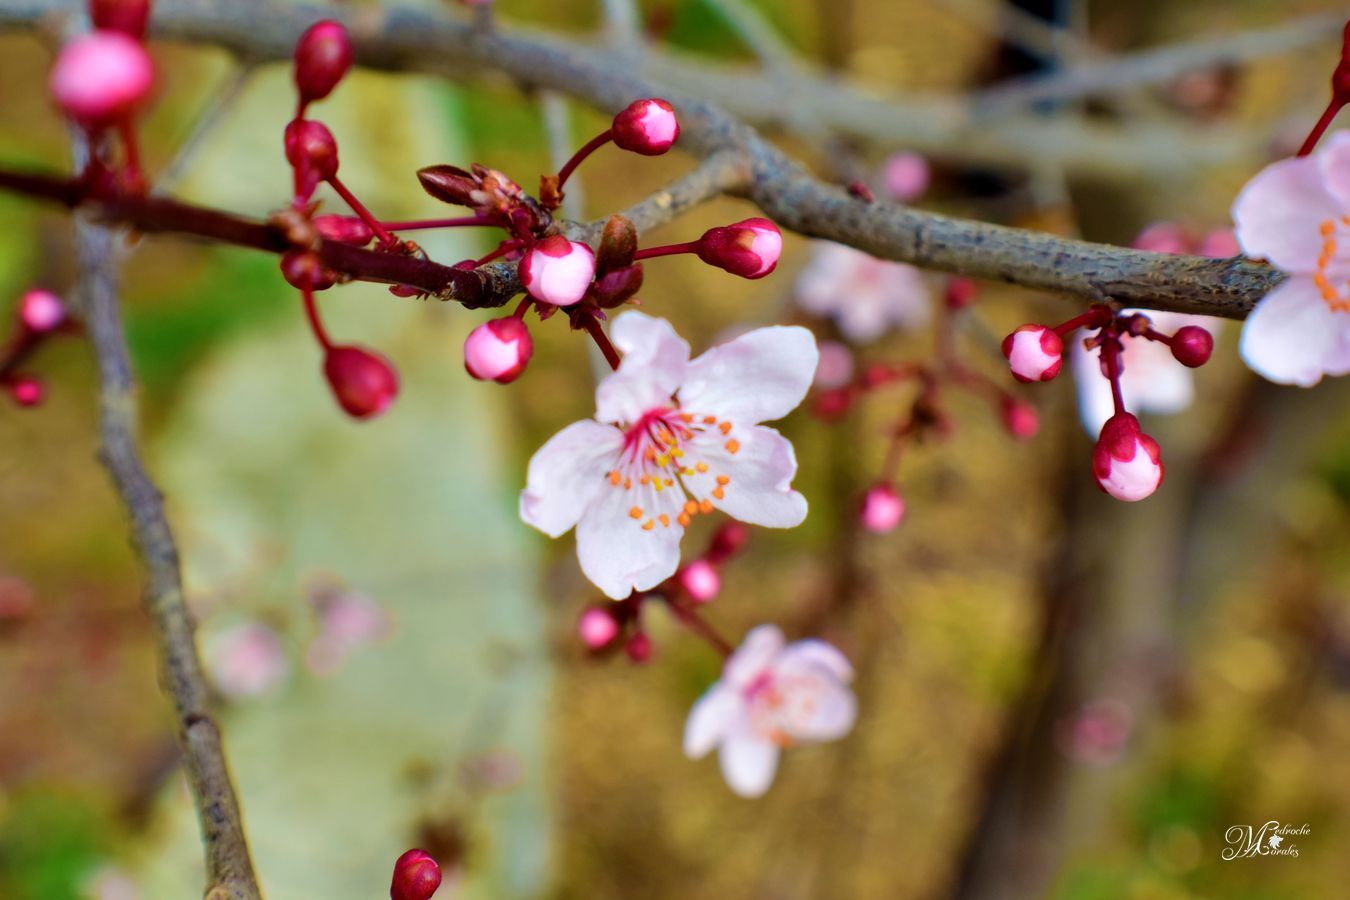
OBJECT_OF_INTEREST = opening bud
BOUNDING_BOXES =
[294,20,352,107]
[860,483,904,533]
[390,849,441,900]
[677,560,720,604]
[1169,325,1213,368]
[612,98,679,156]
[1001,324,1063,383]
[696,218,782,279]
[463,317,533,384]
[50,31,154,127]
[323,344,399,420]
[999,396,1039,441]
[7,376,45,408]
[519,236,596,307]
[1093,413,1163,502]
[18,289,67,334]
[90,0,151,38]
[577,607,620,650]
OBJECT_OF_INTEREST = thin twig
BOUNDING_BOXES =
[73,215,261,900]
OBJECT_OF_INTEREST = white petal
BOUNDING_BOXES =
[574,480,684,599]
[782,679,857,742]
[718,733,780,797]
[723,624,785,689]
[776,639,854,683]
[686,425,807,528]
[683,685,740,759]
[519,420,624,537]
[680,326,819,424]
[1239,277,1346,387]
[1232,154,1338,272]
[1315,131,1350,212]
[595,312,690,424]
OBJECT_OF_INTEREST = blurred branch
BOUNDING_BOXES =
[707,0,801,73]
[944,0,1095,65]
[598,0,641,47]
[157,62,255,194]
[73,216,261,900]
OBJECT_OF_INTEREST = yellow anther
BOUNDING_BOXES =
[629,506,643,519]
[718,421,733,435]
[678,513,692,527]
[659,514,670,527]
[642,519,655,531]
[699,499,714,514]
[1321,220,1337,236]
[725,439,740,454]
[716,475,730,485]
[684,500,699,515]
[703,415,717,425]
[639,474,651,486]
[609,471,621,486]
[712,486,725,500]
[696,462,709,473]
[654,479,665,492]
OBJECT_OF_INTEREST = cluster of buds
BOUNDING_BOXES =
[576,522,748,661]
[811,278,1039,531]
[390,849,442,900]
[49,0,155,192]
[1,290,75,408]
[1002,304,1213,501]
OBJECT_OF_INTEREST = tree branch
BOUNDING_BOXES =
[73,216,261,900]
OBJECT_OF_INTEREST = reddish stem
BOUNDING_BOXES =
[555,128,614,189]
[1100,336,1126,417]
[300,288,333,350]
[512,296,532,319]
[664,595,734,658]
[584,315,622,370]
[632,241,700,261]
[1299,100,1344,157]
[327,175,398,247]
[377,216,499,231]
[1052,305,1113,336]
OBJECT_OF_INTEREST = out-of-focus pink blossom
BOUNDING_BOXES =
[19,289,66,333]
[1057,698,1134,765]
[813,340,855,389]
[305,586,391,676]
[796,242,930,343]
[50,31,154,126]
[677,559,721,603]
[577,606,620,649]
[204,622,289,699]
[859,483,904,533]
[882,151,930,202]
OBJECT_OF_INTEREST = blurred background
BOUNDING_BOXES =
[3,0,1350,897]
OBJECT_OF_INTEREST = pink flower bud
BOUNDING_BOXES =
[1169,325,1213,368]
[1093,413,1163,502]
[519,235,596,306]
[284,119,339,184]
[50,31,154,126]
[999,396,1039,440]
[90,0,151,38]
[696,218,782,279]
[18,289,67,333]
[8,376,45,407]
[612,98,679,156]
[706,521,749,564]
[1198,228,1239,259]
[390,849,441,900]
[314,214,374,246]
[678,560,720,603]
[464,317,533,383]
[294,20,352,106]
[625,631,653,663]
[323,345,399,420]
[882,151,930,202]
[577,607,619,649]
[813,387,852,421]
[860,483,904,533]
[944,277,978,310]
[814,340,855,389]
[1131,221,1190,256]
[1001,325,1063,383]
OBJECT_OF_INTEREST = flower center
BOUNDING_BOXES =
[1314,217,1350,312]
[603,404,740,532]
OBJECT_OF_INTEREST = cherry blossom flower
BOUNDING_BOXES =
[305,586,392,676]
[683,625,856,797]
[1232,131,1350,386]
[795,242,931,343]
[520,312,817,599]
[204,622,289,699]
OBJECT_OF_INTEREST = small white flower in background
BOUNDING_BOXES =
[684,625,856,797]
[521,312,817,599]
[1232,131,1350,386]
[305,584,392,676]
[204,621,289,699]
[795,242,931,343]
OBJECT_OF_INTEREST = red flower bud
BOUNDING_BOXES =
[813,387,853,420]
[323,345,399,420]
[90,0,151,38]
[999,395,1039,441]
[677,560,720,603]
[696,218,782,279]
[706,521,749,565]
[944,277,978,310]
[280,251,336,291]
[390,849,441,900]
[294,20,352,106]
[577,607,620,649]
[860,483,904,533]
[7,376,44,408]
[50,31,154,127]
[313,214,374,246]
[284,119,339,198]
[625,631,653,663]
[1093,413,1163,502]
[18,289,67,334]
[1169,325,1213,368]
[611,98,679,156]
[463,317,533,384]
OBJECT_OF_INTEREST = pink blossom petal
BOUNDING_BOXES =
[723,624,785,689]
[785,679,857,742]
[1240,277,1346,386]
[776,639,855,682]
[683,686,740,758]
[718,733,780,797]
[1232,154,1339,272]
[1315,131,1350,212]
[574,483,684,599]
[686,425,807,528]
[595,312,690,424]
[520,420,625,537]
[679,325,818,424]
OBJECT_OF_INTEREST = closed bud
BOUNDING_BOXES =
[577,607,619,649]
[677,560,720,604]
[696,218,782,279]
[463,317,533,383]
[706,521,749,564]
[314,214,374,245]
[294,20,352,106]
[1001,324,1063,383]
[519,236,596,307]
[612,98,679,155]
[882,151,930,202]
[813,387,852,420]
[323,345,399,420]
[860,483,905,533]
[284,119,339,199]
[90,0,151,38]
[50,31,154,126]
[18,289,67,333]
[416,164,479,208]
[280,251,336,291]
[1093,413,1163,502]
[625,631,653,663]
[944,277,978,310]
[390,849,441,900]
[999,396,1039,440]
[7,376,45,408]
[1169,325,1213,368]
[589,264,643,309]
